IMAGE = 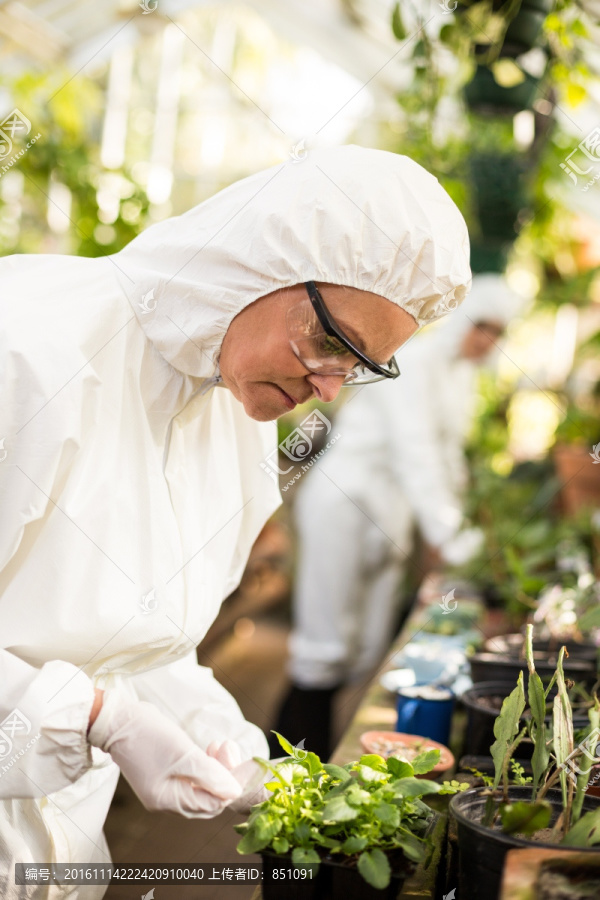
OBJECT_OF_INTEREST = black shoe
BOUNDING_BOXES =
[268,684,341,761]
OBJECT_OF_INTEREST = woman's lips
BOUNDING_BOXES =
[278,387,297,410]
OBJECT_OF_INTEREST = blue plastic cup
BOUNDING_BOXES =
[396,685,455,746]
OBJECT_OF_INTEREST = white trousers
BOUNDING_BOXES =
[289,466,414,689]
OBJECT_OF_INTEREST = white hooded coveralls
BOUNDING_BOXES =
[289,274,525,688]
[0,146,470,898]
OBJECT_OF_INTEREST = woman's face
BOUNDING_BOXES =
[460,321,504,361]
[219,282,419,421]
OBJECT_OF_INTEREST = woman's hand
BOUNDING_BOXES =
[206,739,271,812]
[88,689,242,818]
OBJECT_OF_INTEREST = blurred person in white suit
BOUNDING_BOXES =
[272,274,524,759]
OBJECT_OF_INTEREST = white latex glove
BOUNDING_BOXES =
[88,689,242,818]
[440,527,484,567]
[206,739,271,813]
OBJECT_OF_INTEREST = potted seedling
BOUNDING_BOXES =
[451,625,600,900]
[235,733,468,899]
[461,678,597,759]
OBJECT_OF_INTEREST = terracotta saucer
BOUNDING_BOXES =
[359,731,455,778]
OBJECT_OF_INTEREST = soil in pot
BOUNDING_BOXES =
[450,787,600,900]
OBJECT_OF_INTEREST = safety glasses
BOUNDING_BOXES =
[286,282,401,386]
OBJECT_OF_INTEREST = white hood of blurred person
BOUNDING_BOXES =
[0,146,469,885]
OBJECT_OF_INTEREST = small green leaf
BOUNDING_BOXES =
[391,2,406,41]
[291,847,321,871]
[276,762,306,784]
[303,751,323,777]
[500,800,552,836]
[359,754,387,771]
[322,794,360,823]
[272,837,289,854]
[322,763,352,783]
[562,807,600,847]
[346,785,371,807]
[438,780,470,794]
[395,831,426,862]
[387,757,413,779]
[270,731,295,756]
[393,777,440,798]
[357,848,391,890]
[357,764,387,783]
[341,835,368,854]
[412,748,441,775]
[237,823,271,854]
[374,801,400,828]
[491,671,526,790]
[293,822,311,843]
[553,647,574,808]
[255,814,282,842]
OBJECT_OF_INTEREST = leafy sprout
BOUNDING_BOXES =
[235,731,467,890]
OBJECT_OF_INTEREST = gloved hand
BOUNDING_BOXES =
[206,739,271,813]
[88,689,242,818]
[440,527,484,567]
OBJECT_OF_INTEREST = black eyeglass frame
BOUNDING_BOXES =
[304,281,400,380]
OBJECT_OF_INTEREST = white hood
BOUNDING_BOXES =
[110,145,472,379]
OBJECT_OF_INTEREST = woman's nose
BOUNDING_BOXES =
[306,373,345,403]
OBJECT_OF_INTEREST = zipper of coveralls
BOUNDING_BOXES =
[161,373,223,474]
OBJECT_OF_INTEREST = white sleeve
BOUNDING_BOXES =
[0,651,95,799]
[0,313,97,799]
[379,355,464,548]
[128,650,269,761]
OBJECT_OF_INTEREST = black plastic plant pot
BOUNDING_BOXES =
[461,681,533,759]
[450,787,600,900]
[464,66,539,112]
[325,851,413,900]
[261,850,414,900]
[469,651,597,689]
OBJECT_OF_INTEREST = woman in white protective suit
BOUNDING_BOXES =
[273,273,524,760]
[0,145,471,899]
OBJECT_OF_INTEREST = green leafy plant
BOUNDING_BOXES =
[481,624,600,843]
[235,733,468,890]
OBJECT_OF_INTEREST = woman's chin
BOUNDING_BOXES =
[242,395,283,422]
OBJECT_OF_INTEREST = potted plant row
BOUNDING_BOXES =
[235,732,468,899]
[451,625,600,900]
